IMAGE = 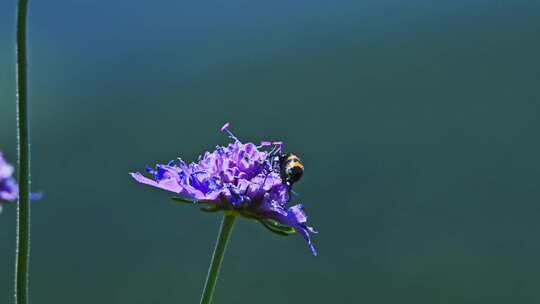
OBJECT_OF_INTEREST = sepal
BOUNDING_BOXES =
[258,219,296,236]
[200,206,221,213]
[171,196,197,204]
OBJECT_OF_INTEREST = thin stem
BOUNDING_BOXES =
[15,1,31,304]
[199,214,237,304]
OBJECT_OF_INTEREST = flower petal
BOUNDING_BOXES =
[130,172,183,193]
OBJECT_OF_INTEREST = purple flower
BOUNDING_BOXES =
[130,123,318,255]
[0,152,19,214]
[0,152,19,203]
[0,152,42,213]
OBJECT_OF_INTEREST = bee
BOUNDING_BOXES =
[260,141,304,195]
[279,153,304,187]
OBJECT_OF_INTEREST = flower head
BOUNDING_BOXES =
[0,152,19,213]
[130,123,318,255]
[0,152,42,213]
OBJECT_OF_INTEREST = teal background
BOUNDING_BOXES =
[1,1,540,303]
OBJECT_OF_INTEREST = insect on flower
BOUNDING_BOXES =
[259,139,304,197]
[279,153,304,187]
[130,123,318,255]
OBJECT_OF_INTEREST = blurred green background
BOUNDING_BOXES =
[1,1,540,303]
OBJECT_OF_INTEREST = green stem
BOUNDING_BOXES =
[15,1,31,304]
[199,214,237,304]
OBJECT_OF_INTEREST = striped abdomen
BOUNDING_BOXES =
[279,153,304,186]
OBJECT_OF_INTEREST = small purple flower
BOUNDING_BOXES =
[0,152,19,203]
[0,152,42,213]
[130,123,318,255]
[0,152,19,213]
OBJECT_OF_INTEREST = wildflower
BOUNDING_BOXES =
[0,152,19,203]
[130,123,318,255]
[0,152,42,213]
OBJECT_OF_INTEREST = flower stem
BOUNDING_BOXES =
[199,214,237,304]
[15,1,31,304]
